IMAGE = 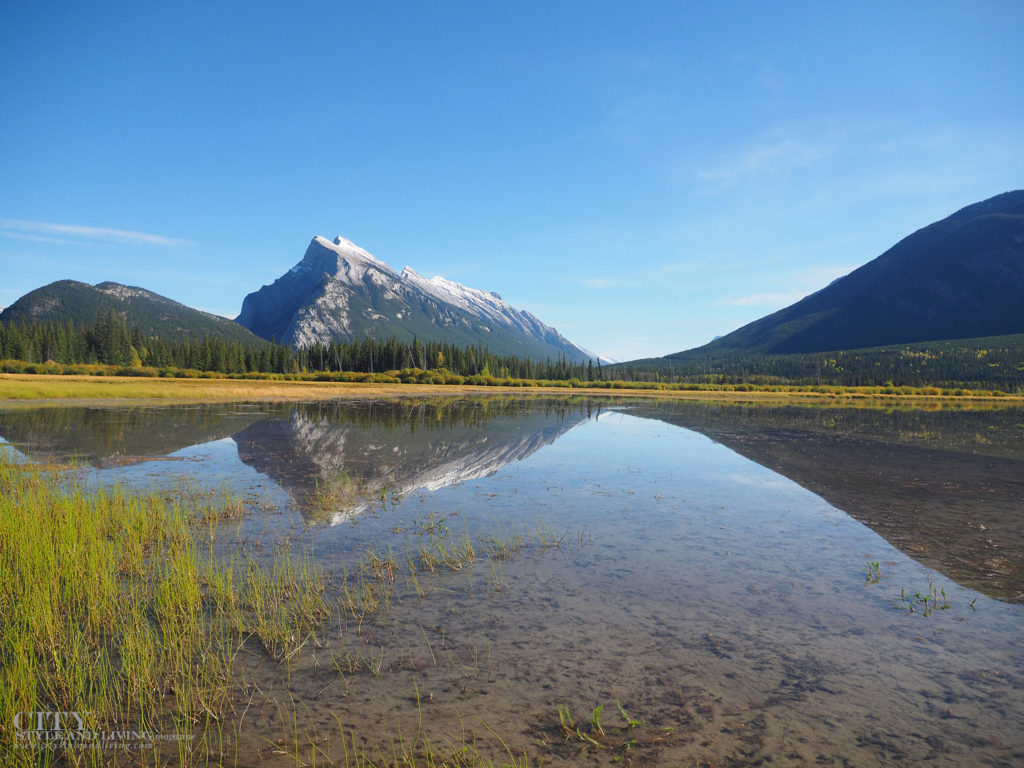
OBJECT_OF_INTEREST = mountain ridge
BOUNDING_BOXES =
[667,189,1024,358]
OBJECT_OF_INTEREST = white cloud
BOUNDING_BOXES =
[0,219,193,247]
[581,277,618,289]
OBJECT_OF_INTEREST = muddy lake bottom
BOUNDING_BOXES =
[2,397,1023,766]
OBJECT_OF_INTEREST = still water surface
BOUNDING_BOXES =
[2,397,1022,766]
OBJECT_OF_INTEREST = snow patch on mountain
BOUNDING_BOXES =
[313,235,383,265]
[402,266,599,360]
[401,268,512,323]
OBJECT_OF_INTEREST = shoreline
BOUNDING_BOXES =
[1,373,1022,407]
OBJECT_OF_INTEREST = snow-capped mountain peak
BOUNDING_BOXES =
[304,235,388,269]
[322,235,381,263]
[237,234,597,361]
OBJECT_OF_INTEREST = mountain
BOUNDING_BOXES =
[0,280,265,345]
[671,190,1024,357]
[236,235,595,361]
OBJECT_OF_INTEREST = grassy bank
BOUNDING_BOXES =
[0,457,329,766]
[2,373,1023,406]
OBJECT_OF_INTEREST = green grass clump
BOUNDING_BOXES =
[0,457,328,765]
[895,580,953,616]
[552,701,661,757]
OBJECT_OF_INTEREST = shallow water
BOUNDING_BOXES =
[2,396,1023,766]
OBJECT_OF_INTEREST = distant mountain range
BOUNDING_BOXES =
[0,279,265,345]
[6,190,1022,372]
[236,235,595,361]
[666,189,1024,359]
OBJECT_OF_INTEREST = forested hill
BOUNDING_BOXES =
[611,333,1024,391]
[0,280,264,345]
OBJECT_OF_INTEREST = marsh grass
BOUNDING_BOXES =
[4,371,1022,405]
[0,453,590,766]
[304,473,370,521]
[0,456,329,765]
[416,530,476,573]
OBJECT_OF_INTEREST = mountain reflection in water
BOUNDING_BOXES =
[0,398,596,524]
[231,399,591,522]
[623,400,1024,603]
[1,396,1021,601]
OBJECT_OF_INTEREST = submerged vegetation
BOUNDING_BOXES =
[549,701,672,760]
[895,580,954,616]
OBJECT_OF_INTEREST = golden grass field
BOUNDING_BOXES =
[1,373,1021,407]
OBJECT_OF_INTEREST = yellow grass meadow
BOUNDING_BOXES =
[1,373,1022,407]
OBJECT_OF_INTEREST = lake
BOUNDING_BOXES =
[2,396,1022,766]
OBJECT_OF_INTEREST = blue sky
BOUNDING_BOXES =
[2,1,1022,361]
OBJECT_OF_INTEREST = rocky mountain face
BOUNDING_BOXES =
[236,236,594,361]
[673,189,1024,356]
[0,279,265,345]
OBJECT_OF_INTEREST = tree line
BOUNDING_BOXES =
[611,338,1024,391]
[4,312,1020,390]
[0,312,604,380]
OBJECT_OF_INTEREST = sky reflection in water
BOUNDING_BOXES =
[1,397,1022,765]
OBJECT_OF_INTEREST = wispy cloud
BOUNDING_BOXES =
[723,291,808,307]
[579,260,694,291]
[696,139,830,187]
[721,265,855,308]
[0,219,193,247]
[196,307,238,319]
[802,265,855,285]
[0,231,81,246]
